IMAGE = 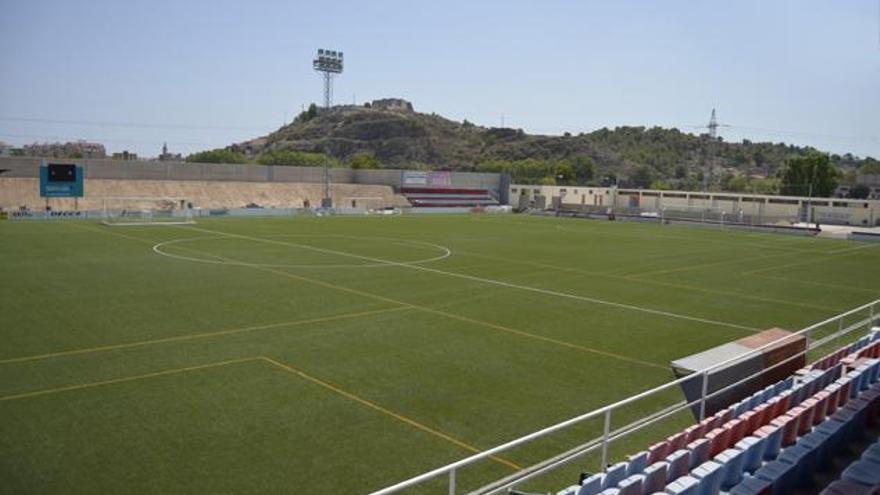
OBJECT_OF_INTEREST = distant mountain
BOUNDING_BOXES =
[229,99,875,188]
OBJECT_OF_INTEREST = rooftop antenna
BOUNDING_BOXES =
[312,48,344,207]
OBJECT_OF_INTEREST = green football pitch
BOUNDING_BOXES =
[1,214,878,494]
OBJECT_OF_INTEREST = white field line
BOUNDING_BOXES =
[742,242,880,276]
[182,226,759,333]
[152,235,452,269]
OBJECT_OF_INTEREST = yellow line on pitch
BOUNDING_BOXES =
[741,243,880,275]
[259,356,522,471]
[248,263,668,370]
[0,357,259,402]
[0,307,410,365]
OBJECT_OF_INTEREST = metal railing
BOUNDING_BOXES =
[369,299,880,495]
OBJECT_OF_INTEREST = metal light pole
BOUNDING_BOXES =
[313,49,343,208]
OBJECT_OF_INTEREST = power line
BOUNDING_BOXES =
[0,132,221,148]
[0,116,266,132]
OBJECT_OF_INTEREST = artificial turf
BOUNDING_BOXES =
[1,214,878,494]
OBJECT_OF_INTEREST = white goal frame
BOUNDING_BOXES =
[660,204,728,224]
[101,196,195,226]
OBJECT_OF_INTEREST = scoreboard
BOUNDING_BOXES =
[40,162,84,198]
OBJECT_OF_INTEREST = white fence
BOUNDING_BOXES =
[369,299,880,495]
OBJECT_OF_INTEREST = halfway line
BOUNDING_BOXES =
[185,226,758,333]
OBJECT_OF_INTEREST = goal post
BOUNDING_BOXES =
[660,205,729,225]
[340,196,388,212]
[101,196,195,226]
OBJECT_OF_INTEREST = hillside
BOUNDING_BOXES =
[230,99,876,189]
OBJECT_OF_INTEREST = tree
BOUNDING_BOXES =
[348,152,381,170]
[859,159,880,175]
[296,103,319,123]
[256,150,335,167]
[721,173,749,192]
[554,162,576,185]
[779,151,841,197]
[186,149,247,164]
[848,184,871,199]
[570,155,595,184]
[630,165,655,188]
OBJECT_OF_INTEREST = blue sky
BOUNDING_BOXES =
[1,0,878,158]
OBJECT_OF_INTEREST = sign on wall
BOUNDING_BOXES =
[402,170,452,187]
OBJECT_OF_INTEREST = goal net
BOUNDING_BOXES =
[339,196,390,213]
[101,197,195,226]
[660,205,729,224]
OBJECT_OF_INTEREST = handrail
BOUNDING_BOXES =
[368,299,879,495]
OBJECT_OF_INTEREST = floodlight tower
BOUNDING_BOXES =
[313,48,344,207]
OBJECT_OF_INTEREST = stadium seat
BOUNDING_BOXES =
[689,460,723,495]
[715,448,745,490]
[754,458,799,495]
[616,474,643,495]
[578,473,603,495]
[667,432,687,453]
[842,459,880,487]
[776,443,815,490]
[728,475,772,495]
[648,441,670,465]
[686,438,709,469]
[683,424,704,444]
[664,476,699,495]
[642,462,668,494]
[665,449,690,483]
[734,436,765,474]
[603,462,628,489]
[705,427,731,457]
[753,424,783,461]
[626,451,648,476]
[770,414,798,447]
[820,479,880,495]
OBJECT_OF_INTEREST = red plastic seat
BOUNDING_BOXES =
[771,413,799,447]
[792,403,814,436]
[648,441,669,465]
[812,392,830,425]
[705,427,732,457]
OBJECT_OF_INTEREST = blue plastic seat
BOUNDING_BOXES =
[577,473,603,495]
[602,462,628,489]
[665,449,690,483]
[687,438,710,469]
[842,458,880,486]
[626,451,648,476]
[735,436,765,474]
[664,476,699,495]
[728,474,772,495]
[616,474,643,495]
[861,441,880,463]
[798,429,832,472]
[689,460,723,495]
[715,448,745,490]
[642,461,668,494]
[754,459,798,495]
[777,443,814,490]
[756,424,783,461]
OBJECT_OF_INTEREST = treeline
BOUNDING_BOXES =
[186,149,381,169]
[475,156,595,185]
